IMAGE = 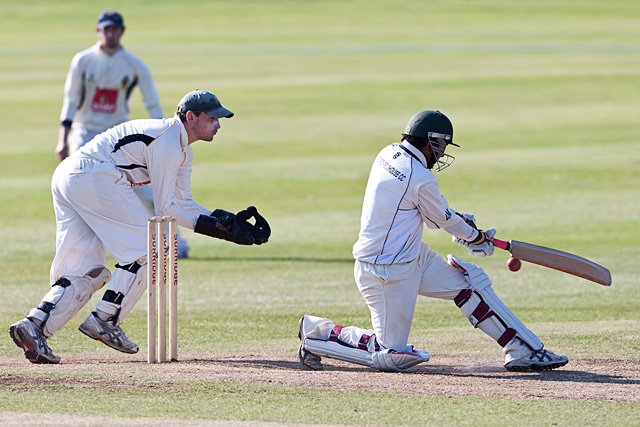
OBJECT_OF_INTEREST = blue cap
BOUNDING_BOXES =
[97,10,124,29]
[176,90,234,118]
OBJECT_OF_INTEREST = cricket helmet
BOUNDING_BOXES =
[403,110,459,171]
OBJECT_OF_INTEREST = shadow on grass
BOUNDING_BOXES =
[183,357,373,372]
[187,256,354,264]
[415,366,640,385]
[178,357,640,385]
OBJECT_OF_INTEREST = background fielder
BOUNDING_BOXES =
[9,90,270,364]
[56,10,163,159]
[298,110,569,373]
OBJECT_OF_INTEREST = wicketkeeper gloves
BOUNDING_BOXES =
[234,206,270,245]
[193,206,271,246]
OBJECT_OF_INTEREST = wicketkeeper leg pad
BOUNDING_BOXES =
[447,254,543,351]
[29,267,111,338]
[95,260,147,326]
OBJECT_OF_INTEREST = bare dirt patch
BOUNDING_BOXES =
[2,354,639,403]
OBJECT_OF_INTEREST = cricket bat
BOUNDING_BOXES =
[492,238,612,286]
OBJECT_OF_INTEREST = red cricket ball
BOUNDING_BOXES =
[507,257,522,272]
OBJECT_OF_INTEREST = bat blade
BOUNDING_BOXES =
[493,238,611,286]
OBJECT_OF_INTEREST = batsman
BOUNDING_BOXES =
[10,90,270,364]
[298,110,568,372]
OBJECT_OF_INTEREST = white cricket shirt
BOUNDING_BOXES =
[60,43,163,132]
[77,117,210,229]
[352,141,479,264]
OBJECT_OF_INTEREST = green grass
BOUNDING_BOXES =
[2,371,638,426]
[2,377,639,426]
[1,0,639,425]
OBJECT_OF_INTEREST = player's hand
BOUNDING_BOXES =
[197,206,271,246]
[453,228,496,257]
[195,213,254,245]
[235,206,270,245]
[56,124,70,162]
[55,140,68,161]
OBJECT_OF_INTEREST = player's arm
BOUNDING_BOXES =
[448,212,496,257]
[415,178,474,236]
[414,179,494,256]
[172,150,211,216]
[132,55,163,119]
[147,129,267,246]
[57,53,84,160]
[55,121,72,161]
[146,127,202,226]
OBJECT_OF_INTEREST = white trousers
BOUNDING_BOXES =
[305,243,541,357]
[50,156,149,282]
[354,243,471,351]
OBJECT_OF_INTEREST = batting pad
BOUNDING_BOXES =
[303,339,374,368]
[472,286,543,351]
[303,339,431,372]
[448,255,542,351]
[371,348,430,372]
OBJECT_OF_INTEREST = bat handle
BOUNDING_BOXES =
[492,237,510,251]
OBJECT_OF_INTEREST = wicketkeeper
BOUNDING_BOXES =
[298,110,568,372]
[10,90,270,364]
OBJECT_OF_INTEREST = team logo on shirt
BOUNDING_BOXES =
[377,157,407,182]
[444,208,453,220]
[91,87,118,114]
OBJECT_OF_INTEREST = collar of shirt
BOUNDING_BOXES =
[173,116,189,150]
[95,41,124,56]
[400,141,428,168]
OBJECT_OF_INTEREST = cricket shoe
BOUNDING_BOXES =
[504,348,569,372]
[9,318,60,364]
[297,316,324,371]
[177,244,189,259]
[79,312,139,354]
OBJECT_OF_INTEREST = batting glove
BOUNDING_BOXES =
[453,228,496,257]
